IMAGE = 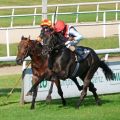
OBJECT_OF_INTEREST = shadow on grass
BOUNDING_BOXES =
[0,101,19,107]
[35,94,116,110]
[0,88,20,106]
[0,88,21,97]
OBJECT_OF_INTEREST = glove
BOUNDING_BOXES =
[65,41,71,45]
[66,44,71,48]
[36,36,43,42]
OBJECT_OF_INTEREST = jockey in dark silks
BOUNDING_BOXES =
[36,19,53,44]
[37,19,55,69]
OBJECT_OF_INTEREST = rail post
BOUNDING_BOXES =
[96,3,99,22]
[42,0,47,19]
[33,8,37,26]
[6,28,10,57]
[103,12,106,38]
[11,8,15,27]
[118,24,120,48]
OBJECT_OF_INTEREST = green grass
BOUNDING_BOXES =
[0,0,111,6]
[0,43,18,56]
[80,36,119,49]
[0,74,120,120]
[0,74,21,88]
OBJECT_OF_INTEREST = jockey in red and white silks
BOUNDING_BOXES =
[54,20,86,61]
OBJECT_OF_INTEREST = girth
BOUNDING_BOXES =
[71,62,80,78]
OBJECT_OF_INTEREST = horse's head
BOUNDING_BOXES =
[16,36,31,65]
[40,25,67,54]
[40,25,56,53]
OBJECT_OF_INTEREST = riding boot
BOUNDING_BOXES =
[75,47,84,62]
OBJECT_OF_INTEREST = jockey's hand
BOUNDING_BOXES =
[65,41,71,46]
[65,41,71,48]
[36,36,43,42]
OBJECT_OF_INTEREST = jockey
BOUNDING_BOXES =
[36,19,53,43]
[54,20,85,61]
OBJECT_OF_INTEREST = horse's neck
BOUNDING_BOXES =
[29,41,48,67]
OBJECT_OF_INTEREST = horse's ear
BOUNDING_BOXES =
[21,35,24,40]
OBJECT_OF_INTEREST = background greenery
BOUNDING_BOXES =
[0,0,112,6]
[0,0,120,27]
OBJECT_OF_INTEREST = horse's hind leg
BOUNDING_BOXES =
[46,81,54,103]
[26,75,40,96]
[76,78,90,108]
[89,82,101,105]
[72,77,83,91]
[76,64,98,108]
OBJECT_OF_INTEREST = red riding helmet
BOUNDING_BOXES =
[54,20,65,32]
[40,19,52,26]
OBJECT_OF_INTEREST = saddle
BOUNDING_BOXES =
[75,47,90,62]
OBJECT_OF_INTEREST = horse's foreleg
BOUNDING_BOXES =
[46,81,54,103]
[29,75,39,109]
[54,79,66,106]
[26,75,41,96]
[31,86,38,109]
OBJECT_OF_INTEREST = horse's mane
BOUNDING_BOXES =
[48,32,67,51]
[54,32,67,44]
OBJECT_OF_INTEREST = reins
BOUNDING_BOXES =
[7,61,31,98]
[54,42,65,50]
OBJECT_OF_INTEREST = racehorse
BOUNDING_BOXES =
[16,36,85,109]
[41,28,114,108]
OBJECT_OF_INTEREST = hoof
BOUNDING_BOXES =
[26,92,32,96]
[96,99,102,106]
[75,104,79,109]
[62,100,67,106]
[75,101,80,109]
[46,95,52,103]
[30,106,35,110]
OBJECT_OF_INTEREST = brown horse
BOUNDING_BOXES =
[16,36,84,109]
[41,29,114,108]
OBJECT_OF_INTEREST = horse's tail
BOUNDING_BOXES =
[100,60,114,80]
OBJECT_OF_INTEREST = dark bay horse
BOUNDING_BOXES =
[16,36,84,109]
[41,30,114,108]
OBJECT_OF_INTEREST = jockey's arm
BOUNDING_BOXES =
[68,27,83,46]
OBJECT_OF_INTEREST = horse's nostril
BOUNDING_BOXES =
[16,58,23,65]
